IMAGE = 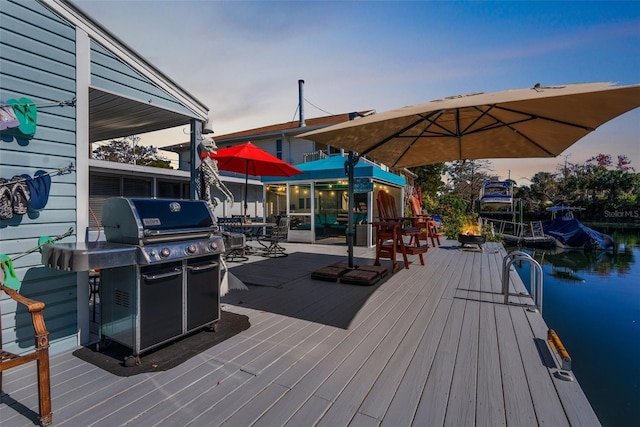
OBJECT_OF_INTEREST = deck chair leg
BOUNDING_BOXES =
[37,349,52,426]
[33,310,52,426]
[397,238,409,269]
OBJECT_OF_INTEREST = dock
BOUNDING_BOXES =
[1,241,600,426]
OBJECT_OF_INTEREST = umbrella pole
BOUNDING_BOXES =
[345,151,360,269]
[244,160,249,220]
[244,175,249,219]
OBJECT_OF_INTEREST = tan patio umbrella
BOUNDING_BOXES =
[298,82,640,269]
[299,82,640,169]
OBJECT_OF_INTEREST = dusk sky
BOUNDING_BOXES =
[75,0,640,182]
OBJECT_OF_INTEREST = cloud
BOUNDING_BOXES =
[76,0,640,173]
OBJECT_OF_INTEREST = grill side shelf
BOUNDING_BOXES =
[41,242,138,271]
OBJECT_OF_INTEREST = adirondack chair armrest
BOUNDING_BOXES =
[375,217,412,223]
[413,213,433,220]
[370,221,402,227]
[1,285,48,337]
[2,285,45,311]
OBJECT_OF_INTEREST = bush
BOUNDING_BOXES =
[443,212,478,239]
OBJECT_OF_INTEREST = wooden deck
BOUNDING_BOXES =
[1,241,600,426]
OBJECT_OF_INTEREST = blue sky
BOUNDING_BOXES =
[75,0,640,181]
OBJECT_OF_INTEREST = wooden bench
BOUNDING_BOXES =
[1,284,52,426]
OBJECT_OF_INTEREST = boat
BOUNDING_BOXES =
[483,217,556,248]
[479,180,514,212]
[543,206,614,250]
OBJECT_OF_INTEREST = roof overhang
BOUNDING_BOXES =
[88,159,260,186]
[89,88,195,143]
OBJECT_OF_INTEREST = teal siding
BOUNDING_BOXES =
[90,41,196,116]
[0,0,78,355]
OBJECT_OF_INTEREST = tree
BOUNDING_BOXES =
[409,163,447,198]
[446,159,493,211]
[552,153,639,220]
[92,136,173,169]
[587,153,612,168]
[529,171,559,205]
[617,155,635,172]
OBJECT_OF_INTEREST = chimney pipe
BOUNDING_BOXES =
[298,79,305,127]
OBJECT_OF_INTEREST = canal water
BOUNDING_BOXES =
[512,229,639,427]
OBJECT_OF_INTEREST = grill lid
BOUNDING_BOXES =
[102,197,217,245]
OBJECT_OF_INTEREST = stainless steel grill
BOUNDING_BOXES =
[101,197,226,264]
[43,197,244,363]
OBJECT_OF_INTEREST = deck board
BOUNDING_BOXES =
[0,241,600,427]
[316,294,429,426]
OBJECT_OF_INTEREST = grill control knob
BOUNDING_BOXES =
[186,244,197,254]
[160,248,171,258]
[209,241,218,251]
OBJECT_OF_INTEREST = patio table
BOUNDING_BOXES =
[240,222,276,255]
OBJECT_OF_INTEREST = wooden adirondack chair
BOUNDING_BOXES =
[408,195,444,247]
[0,284,52,426]
[373,191,428,272]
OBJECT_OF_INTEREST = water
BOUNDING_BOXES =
[512,229,640,427]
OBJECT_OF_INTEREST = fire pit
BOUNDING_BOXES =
[458,232,486,250]
[458,219,485,251]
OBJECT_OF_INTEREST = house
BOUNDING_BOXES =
[163,107,380,219]
[163,102,411,246]
[1,0,212,356]
[262,155,406,246]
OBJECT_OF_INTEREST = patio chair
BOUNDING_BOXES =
[373,191,428,272]
[217,217,248,262]
[0,284,52,426]
[408,195,444,247]
[259,216,290,258]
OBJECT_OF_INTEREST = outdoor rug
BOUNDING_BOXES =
[73,310,250,377]
[229,251,346,288]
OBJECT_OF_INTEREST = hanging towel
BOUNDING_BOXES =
[21,170,51,210]
[219,258,248,296]
[0,101,20,130]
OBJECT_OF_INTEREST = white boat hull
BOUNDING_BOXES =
[480,197,512,211]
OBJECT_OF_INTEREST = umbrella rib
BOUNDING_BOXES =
[479,106,556,156]
[493,105,596,131]
[417,110,456,138]
[388,111,447,168]
[361,110,444,157]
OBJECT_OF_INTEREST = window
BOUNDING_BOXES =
[276,139,283,160]
[265,184,287,222]
[122,178,151,197]
[158,181,183,198]
[88,175,151,229]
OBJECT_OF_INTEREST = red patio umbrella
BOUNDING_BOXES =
[212,142,302,218]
